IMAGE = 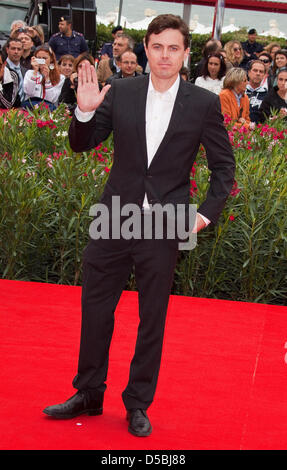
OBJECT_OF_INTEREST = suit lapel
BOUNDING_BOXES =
[134,74,149,169]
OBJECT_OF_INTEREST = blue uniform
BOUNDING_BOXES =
[49,31,88,61]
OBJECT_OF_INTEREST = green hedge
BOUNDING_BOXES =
[0,105,286,305]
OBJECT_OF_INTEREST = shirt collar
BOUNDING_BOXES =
[232,90,243,99]
[6,58,20,70]
[246,82,267,93]
[148,73,180,100]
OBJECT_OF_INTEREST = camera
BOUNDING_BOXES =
[35,58,46,65]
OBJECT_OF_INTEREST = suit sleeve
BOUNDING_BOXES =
[198,95,236,224]
[68,85,114,153]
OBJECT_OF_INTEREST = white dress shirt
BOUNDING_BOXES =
[143,74,180,208]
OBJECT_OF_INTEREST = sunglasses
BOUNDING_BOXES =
[233,47,242,52]
[260,58,270,63]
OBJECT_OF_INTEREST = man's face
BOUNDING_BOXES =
[248,63,265,87]
[120,51,138,77]
[59,20,70,34]
[18,32,34,50]
[113,37,129,59]
[6,40,23,64]
[144,28,189,82]
[248,33,257,43]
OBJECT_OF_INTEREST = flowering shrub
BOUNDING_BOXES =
[175,115,287,305]
[0,105,286,304]
[0,104,113,285]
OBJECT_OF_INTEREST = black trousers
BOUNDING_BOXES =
[72,231,179,410]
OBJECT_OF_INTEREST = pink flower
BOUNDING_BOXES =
[230,180,240,197]
[229,215,235,221]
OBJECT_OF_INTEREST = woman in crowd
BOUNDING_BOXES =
[195,51,226,94]
[193,38,222,81]
[264,42,281,63]
[224,40,244,68]
[23,44,65,110]
[219,67,251,129]
[258,67,287,121]
[58,52,95,113]
[32,25,45,45]
[58,54,75,78]
[258,52,273,89]
[270,49,287,86]
[0,54,21,109]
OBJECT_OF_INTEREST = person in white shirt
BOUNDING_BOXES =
[23,44,65,110]
[195,51,226,95]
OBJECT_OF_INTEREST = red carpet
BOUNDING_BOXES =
[1,279,287,450]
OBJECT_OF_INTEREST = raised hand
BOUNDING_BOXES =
[77,61,111,113]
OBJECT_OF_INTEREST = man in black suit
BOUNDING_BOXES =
[43,14,235,437]
[5,38,27,105]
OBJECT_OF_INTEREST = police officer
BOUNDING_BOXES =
[49,16,88,61]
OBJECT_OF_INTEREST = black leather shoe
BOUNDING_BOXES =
[126,409,152,437]
[43,390,103,419]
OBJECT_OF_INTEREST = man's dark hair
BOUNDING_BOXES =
[202,39,221,59]
[112,25,123,34]
[145,14,190,50]
[6,37,23,48]
[114,33,135,51]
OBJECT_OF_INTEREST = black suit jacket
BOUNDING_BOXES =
[69,74,235,225]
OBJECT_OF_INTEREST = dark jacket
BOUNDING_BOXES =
[58,77,77,112]
[0,68,21,108]
[69,74,235,225]
[106,71,140,85]
[246,83,268,123]
[258,88,287,122]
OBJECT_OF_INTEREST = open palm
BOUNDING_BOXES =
[77,62,111,113]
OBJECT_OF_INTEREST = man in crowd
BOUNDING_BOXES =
[97,33,142,86]
[49,16,88,61]
[241,28,264,69]
[100,25,123,60]
[5,38,27,105]
[43,14,235,437]
[246,59,268,123]
[106,50,139,84]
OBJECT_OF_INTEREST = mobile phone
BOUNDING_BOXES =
[35,58,46,65]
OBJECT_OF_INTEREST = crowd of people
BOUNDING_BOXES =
[0,18,286,124]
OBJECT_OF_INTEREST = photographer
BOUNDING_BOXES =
[22,44,65,110]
